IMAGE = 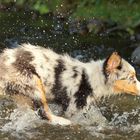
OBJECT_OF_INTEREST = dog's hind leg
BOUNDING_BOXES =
[34,75,71,125]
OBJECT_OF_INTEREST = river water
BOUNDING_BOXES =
[0,11,140,140]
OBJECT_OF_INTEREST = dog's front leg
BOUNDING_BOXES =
[35,75,71,125]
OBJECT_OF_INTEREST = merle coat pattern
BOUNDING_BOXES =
[0,43,140,125]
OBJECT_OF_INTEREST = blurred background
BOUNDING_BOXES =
[1,1,140,140]
[0,0,140,58]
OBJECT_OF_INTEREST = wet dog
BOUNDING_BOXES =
[0,43,140,125]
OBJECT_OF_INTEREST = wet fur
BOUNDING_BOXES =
[0,43,139,125]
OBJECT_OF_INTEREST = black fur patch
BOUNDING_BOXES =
[103,57,109,81]
[74,70,92,109]
[13,49,39,78]
[52,59,70,111]
[5,81,33,95]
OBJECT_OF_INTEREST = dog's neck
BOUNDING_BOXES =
[85,60,113,98]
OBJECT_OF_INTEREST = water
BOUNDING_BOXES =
[0,11,140,140]
[0,97,140,140]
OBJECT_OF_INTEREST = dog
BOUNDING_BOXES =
[0,43,140,125]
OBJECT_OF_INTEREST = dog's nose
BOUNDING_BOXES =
[136,80,140,95]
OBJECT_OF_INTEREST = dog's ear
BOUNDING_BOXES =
[105,52,122,72]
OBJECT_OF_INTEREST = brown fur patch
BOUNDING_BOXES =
[106,52,121,72]
[35,76,52,121]
[114,80,138,95]
[13,49,39,78]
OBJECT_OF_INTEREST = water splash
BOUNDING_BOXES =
[1,106,45,131]
[70,106,108,126]
[0,100,140,139]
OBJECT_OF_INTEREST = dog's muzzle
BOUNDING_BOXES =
[136,80,140,95]
[114,79,140,95]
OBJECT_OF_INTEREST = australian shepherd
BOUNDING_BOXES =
[0,43,140,125]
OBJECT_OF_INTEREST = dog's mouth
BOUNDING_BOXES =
[113,80,140,95]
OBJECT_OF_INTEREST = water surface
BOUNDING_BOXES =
[0,11,140,140]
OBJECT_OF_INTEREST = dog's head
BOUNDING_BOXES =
[104,52,140,95]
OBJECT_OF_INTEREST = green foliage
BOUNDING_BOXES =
[1,0,140,29]
[14,0,25,5]
[72,0,140,28]
[0,0,62,14]
[33,1,49,14]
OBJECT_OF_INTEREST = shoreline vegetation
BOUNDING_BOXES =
[0,0,140,35]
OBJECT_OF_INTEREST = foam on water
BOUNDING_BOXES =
[0,102,140,139]
[70,106,108,126]
[1,106,45,132]
[1,103,108,131]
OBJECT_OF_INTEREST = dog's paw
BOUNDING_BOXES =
[50,115,71,126]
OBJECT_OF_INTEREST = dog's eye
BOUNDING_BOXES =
[117,65,122,70]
